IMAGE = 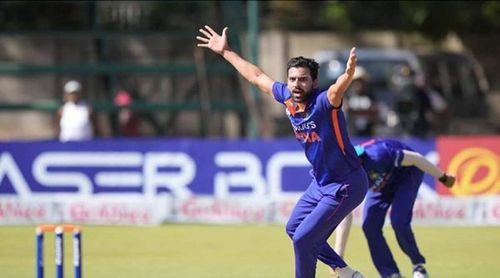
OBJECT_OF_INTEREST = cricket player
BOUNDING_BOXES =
[197,25,368,278]
[333,138,456,278]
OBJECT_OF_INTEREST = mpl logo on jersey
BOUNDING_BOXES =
[437,136,500,196]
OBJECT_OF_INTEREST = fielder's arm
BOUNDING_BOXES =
[196,25,274,96]
[401,150,456,187]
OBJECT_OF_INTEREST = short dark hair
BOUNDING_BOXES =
[287,56,320,80]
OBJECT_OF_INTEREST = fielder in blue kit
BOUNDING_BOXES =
[333,139,455,278]
[197,25,368,278]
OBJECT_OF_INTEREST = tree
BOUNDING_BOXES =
[261,1,500,41]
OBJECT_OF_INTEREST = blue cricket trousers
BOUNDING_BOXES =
[362,167,426,277]
[286,167,368,278]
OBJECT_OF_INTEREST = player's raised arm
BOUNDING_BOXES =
[327,47,357,107]
[196,25,275,96]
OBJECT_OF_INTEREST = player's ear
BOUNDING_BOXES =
[313,78,319,89]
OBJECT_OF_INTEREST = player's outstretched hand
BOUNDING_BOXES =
[439,173,456,188]
[345,47,357,78]
[196,25,229,55]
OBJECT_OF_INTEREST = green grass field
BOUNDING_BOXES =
[0,224,498,278]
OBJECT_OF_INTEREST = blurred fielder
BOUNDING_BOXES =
[197,25,368,278]
[332,138,456,278]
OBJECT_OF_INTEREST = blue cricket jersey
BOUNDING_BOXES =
[272,82,360,186]
[357,139,415,192]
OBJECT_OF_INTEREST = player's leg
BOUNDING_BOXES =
[362,190,400,277]
[286,179,331,278]
[286,179,319,240]
[292,167,367,278]
[390,168,427,275]
[302,190,365,277]
[334,212,353,258]
[318,167,367,269]
[289,187,347,277]
[328,213,354,276]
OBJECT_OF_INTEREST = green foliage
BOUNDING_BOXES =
[482,1,500,28]
[0,1,239,32]
[0,2,89,31]
[0,1,498,41]
[264,1,327,30]
[141,2,216,31]
[262,1,500,41]
[322,2,351,32]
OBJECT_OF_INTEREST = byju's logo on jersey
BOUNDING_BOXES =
[292,121,321,143]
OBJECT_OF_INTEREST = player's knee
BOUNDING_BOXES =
[291,232,312,249]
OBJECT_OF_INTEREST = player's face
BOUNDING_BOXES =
[287,67,318,103]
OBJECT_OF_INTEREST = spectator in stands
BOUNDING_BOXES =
[413,74,450,135]
[408,74,438,137]
[114,90,140,137]
[57,80,97,142]
[392,68,436,137]
[344,66,379,136]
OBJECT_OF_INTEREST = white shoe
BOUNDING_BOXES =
[387,273,404,278]
[351,271,364,278]
[413,264,429,278]
[335,266,364,278]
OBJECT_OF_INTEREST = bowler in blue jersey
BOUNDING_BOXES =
[197,25,368,278]
[333,139,455,278]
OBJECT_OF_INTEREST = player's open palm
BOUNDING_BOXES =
[196,25,228,55]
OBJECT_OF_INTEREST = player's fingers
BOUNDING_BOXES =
[205,25,218,36]
[222,27,229,37]
[197,43,208,48]
[350,54,357,63]
[350,47,357,60]
[196,36,209,42]
[199,28,211,38]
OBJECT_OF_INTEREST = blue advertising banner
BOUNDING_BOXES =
[13,137,493,225]
[0,137,436,198]
[2,137,498,226]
